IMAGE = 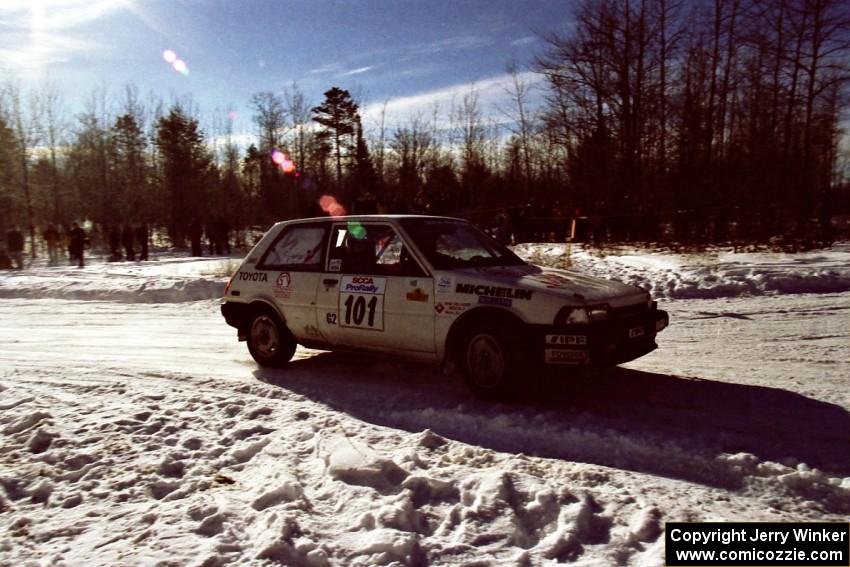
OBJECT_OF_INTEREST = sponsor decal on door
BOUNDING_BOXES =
[338,275,386,331]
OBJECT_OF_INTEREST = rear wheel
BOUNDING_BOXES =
[246,310,296,367]
[460,325,516,399]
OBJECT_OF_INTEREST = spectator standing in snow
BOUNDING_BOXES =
[43,224,60,266]
[135,224,149,261]
[122,225,135,261]
[69,222,87,268]
[6,226,25,269]
[108,226,122,261]
[218,219,232,255]
[188,220,203,256]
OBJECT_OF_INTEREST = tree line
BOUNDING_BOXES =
[1,0,849,255]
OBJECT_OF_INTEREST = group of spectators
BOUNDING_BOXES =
[2,224,89,269]
[188,219,231,257]
[107,225,150,262]
[2,218,235,270]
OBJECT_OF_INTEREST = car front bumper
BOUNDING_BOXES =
[532,307,669,366]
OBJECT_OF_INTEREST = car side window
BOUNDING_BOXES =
[259,225,327,271]
[327,223,425,277]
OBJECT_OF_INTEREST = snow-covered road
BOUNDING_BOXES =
[1,246,849,566]
[2,293,849,566]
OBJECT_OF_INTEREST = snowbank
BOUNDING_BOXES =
[515,241,850,300]
[0,256,230,303]
[2,243,848,303]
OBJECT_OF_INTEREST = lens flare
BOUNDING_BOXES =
[319,195,346,217]
[173,59,189,75]
[348,222,366,239]
[271,150,296,173]
[227,111,238,121]
[163,49,189,76]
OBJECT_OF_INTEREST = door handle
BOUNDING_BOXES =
[323,278,339,287]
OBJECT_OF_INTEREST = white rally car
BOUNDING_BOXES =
[221,215,668,397]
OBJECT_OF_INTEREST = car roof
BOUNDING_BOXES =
[275,214,468,226]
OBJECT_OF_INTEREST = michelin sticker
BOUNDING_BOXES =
[455,283,533,300]
[479,296,512,307]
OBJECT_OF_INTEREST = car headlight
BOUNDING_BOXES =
[555,306,589,324]
[587,304,609,321]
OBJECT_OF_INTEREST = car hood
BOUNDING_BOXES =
[452,264,648,306]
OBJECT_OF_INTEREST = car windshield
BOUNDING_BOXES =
[400,218,526,270]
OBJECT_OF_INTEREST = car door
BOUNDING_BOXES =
[256,222,328,342]
[316,221,435,353]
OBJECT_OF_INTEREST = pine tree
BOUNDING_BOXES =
[155,105,212,243]
[311,87,359,193]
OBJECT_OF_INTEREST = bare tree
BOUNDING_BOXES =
[40,82,67,225]
[498,60,539,192]
[5,83,43,258]
[283,82,311,176]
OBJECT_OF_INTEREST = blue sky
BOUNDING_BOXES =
[0,0,569,132]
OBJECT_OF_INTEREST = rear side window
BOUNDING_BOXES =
[259,225,327,271]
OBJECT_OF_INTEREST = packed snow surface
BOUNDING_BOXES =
[1,244,849,566]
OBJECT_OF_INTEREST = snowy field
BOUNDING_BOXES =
[1,244,849,566]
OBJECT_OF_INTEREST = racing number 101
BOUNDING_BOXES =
[343,295,378,327]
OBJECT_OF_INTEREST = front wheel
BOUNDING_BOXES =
[246,311,296,367]
[460,326,516,399]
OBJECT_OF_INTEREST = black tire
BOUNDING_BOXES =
[246,309,296,367]
[459,324,517,399]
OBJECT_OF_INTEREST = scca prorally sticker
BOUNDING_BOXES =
[436,276,454,294]
[328,258,342,272]
[274,272,292,298]
[455,283,532,300]
[341,275,386,294]
[238,271,268,282]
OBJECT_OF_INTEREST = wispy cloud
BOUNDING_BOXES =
[0,32,97,69]
[1,0,129,30]
[511,36,537,46]
[0,0,128,75]
[361,70,543,128]
[406,34,494,57]
[308,63,340,75]
[341,66,375,77]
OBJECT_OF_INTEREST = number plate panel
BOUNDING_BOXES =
[338,276,387,331]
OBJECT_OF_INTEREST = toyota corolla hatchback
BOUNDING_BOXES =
[221,215,668,398]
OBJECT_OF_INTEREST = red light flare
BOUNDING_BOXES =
[319,195,347,217]
[271,150,296,173]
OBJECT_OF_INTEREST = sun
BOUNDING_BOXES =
[0,0,132,74]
